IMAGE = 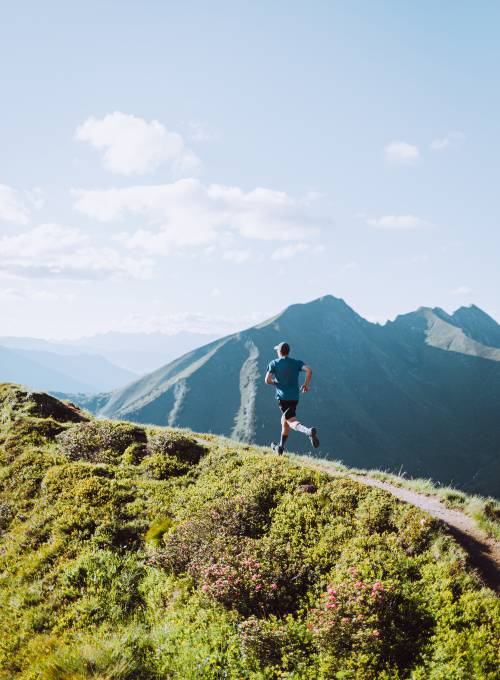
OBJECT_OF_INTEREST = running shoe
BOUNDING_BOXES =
[308,427,320,448]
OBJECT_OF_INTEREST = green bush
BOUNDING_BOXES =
[140,453,189,480]
[59,549,147,625]
[122,442,148,465]
[308,569,431,676]
[238,615,313,671]
[2,417,68,461]
[147,430,206,465]
[0,500,13,533]
[26,624,157,680]
[56,421,147,464]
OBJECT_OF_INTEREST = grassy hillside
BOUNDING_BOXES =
[0,384,498,679]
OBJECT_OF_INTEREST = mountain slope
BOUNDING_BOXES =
[84,296,500,496]
[450,305,500,348]
[0,385,498,678]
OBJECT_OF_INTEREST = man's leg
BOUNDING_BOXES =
[272,404,290,454]
[287,417,310,435]
[280,414,290,450]
[287,417,320,448]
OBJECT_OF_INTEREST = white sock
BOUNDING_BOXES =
[292,422,311,436]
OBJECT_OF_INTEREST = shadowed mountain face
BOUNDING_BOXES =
[83,296,500,496]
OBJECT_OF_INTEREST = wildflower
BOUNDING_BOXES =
[270,583,278,590]
[355,580,364,589]
[372,629,380,637]
[341,617,349,624]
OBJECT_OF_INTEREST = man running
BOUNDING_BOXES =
[265,341,320,455]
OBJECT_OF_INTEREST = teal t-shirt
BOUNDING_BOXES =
[267,356,304,401]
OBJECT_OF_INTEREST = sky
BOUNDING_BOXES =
[1,0,499,339]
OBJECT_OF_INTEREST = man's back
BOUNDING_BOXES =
[267,356,304,401]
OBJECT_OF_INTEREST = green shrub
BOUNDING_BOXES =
[3,417,68,461]
[238,614,313,671]
[198,539,309,617]
[308,569,431,676]
[157,494,274,575]
[157,495,310,617]
[147,430,206,465]
[59,549,146,626]
[56,421,147,464]
[144,518,175,547]
[0,501,13,533]
[1,449,63,504]
[122,442,148,465]
[26,624,156,680]
[140,454,189,480]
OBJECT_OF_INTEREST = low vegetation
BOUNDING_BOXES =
[288,451,500,540]
[0,384,498,679]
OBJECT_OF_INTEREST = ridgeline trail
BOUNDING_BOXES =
[195,436,500,593]
[345,473,500,593]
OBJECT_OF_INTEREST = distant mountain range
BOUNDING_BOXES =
[70,296,500,496]
[0,331,219,375]
[0,330,219,393]
[0,345,137,393]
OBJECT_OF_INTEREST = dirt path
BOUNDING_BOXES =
[195,436,500,592]
[347,473,500,593]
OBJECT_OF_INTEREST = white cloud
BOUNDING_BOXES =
[271,243,308,260]
[430,131,465,151]
[73,179,323,254]
[75,111,201,176]
[451,285,472,295]
[0,184,31,224]
[384,141,420,165]
[0,223,153,280]
[366,214,431,230]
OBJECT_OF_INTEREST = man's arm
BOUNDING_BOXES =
[265,370,276,386]
[300,364,312,393]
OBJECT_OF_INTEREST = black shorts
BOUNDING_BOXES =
[278,399,298,420]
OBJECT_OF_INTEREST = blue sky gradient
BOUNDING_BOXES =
[1,1,498,338]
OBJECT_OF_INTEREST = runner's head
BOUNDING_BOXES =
[274,341,290,357]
